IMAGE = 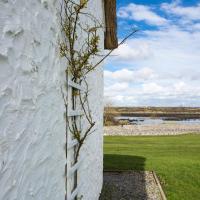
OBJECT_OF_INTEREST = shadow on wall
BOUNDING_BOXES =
[99,154,147,200]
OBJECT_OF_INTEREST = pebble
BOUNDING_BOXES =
[100,171,162,200]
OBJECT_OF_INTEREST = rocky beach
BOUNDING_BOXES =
[104,122,200,136]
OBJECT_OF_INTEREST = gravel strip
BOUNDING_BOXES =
[104,123,200,136]
[99,171,162,200]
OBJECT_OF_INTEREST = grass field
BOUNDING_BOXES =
[104,134,200,200]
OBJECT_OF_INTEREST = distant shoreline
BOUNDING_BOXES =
[119,113,200,119]
[105,106,200,120]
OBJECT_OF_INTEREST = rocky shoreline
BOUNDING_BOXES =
[104,122,200,136]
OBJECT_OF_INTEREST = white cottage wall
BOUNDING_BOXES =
[69,1,104,199]
[0,0,104,200]
[81,0,104,197]
[0,0,66,199]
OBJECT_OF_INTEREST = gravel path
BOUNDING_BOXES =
[100,171,162,200]
[104,123,200,136]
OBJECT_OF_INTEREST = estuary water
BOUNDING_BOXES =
[115,116,200,125]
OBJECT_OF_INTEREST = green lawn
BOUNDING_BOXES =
[104,134,200,200]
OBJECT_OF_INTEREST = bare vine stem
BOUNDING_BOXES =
[60,0,137,166]
[90,29,138,72]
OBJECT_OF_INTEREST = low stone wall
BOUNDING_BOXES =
[104,123,200,136]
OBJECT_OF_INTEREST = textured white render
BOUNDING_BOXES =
[73,1,104,199]
[0,0,104,200]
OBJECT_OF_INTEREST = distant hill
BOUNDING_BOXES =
[104,107,200,119]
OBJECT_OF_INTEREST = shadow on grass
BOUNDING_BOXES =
[100,154,149,200]
[104,154,146,171]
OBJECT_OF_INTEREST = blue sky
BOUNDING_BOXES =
[104,0,200,106]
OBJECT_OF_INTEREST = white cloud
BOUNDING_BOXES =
[118,3,168,26]
[111,26,200,77]
[142,82,163,94]
[161,1,200,21]
[104,67,156,83]
[105,2,200,106]
[111,40,152,61]
[104,26,200,106]
[104,82,129,93]
[104,79,200,106]
[192,23,200,31]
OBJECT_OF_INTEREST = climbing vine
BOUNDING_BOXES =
[59,0,137,165]
[59,0,137,199]
[59,0,102,165]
